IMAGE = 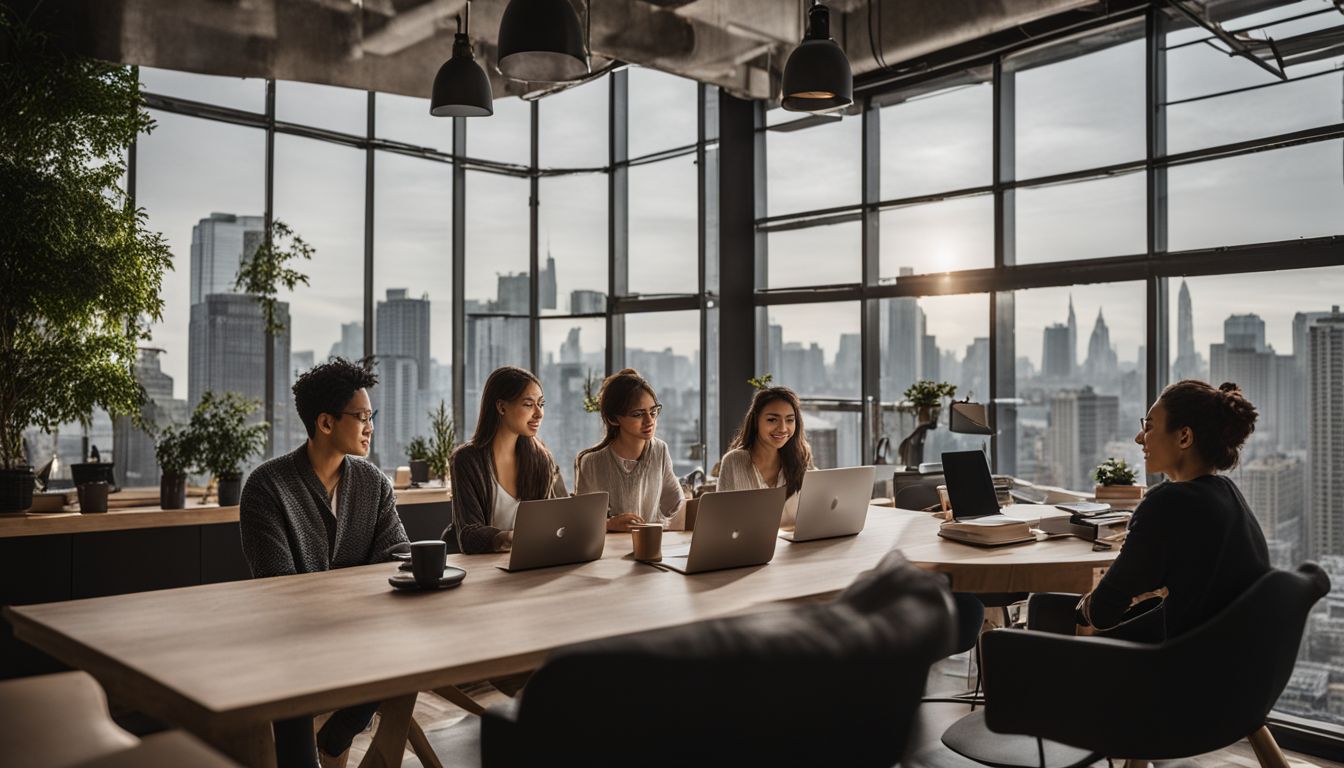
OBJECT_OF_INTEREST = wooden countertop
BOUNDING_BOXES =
[0,486,451,538]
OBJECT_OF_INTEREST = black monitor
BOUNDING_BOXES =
[941,450,1000,520]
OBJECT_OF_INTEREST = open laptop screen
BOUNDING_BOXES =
[941,450,1000,520]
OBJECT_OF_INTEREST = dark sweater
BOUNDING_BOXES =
[1085,474,1270,638]
[239,444,410,578]
[449,442,567,554]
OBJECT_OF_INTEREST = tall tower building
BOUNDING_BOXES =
[190,214,265,305]
[1210,313,1278,453]
[884,269,924,396]
[496,273,529,314]
[570,290,606,315]
[329,321,364,362]
[1066,294,1078,376]
[1231,454,1305,569]
[1308,307,1344,558]
[113,348,188,488]
[1042,324,1072,379]
[1084,308,1118,382]
[372,290,433,468]
[540,252,557,311]
[1046,386,1120,491]
[375,290,431,388]
[1172,280,1205,381]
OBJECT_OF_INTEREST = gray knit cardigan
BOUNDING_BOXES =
[239,444,410,578]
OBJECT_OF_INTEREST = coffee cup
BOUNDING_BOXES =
[630,522,663,562]
[394,466,411,488]
[77,481,109,514]
[409,540,447,587]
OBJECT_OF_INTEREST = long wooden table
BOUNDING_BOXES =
[5,507,1116,767]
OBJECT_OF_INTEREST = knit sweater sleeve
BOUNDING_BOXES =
[451,447,499,554]
[656,441,684,522]
[716,449,753,492]
[368,469,410,562]
[238,465,298,578]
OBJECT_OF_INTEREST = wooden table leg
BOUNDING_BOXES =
[1248,726,1290,768]
[211,723,277,768]
[431,685,487,716]
[406,717,445,768]
[356,693,417,768]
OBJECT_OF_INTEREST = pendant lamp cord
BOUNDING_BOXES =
[585,0,592,70]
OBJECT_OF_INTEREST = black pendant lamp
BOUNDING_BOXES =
[781,2,853,113]
[430,1,493,117]
[497,0,589,83]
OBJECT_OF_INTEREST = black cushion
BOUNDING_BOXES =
[490,550,955,768]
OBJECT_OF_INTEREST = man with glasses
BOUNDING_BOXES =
[240,357,409,768]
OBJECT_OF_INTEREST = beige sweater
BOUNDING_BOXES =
[576,439,684,524]
[716,448,801,528]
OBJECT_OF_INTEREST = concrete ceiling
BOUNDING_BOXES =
[28,0,1140,103]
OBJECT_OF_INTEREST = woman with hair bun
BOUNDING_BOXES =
[1077,379,1270,638]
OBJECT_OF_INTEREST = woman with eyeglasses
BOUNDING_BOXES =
[716,386,814,529]
[575,368,684,532]
[448,366,567,554]
[1074,379,1268,639]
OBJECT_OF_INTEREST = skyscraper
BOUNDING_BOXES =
[1210,313,1278,453]
[1046,386,1119,490]
[497,273,529,314]
[372,289,432,467]
[570,290,606,315]
[1172,280,1205,381]
[1066,294,1078,376]
[113,348,188,488]
[1308,307,1344,558]
[190,213,264,305]
[1231,453,1305,569]
[1042,324,1072,379]
[1084,308,1118,381]
[540,253,557,311]
[884,276,924,395]
[329,321,364,362]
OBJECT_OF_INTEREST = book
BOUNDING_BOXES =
[938,516,1035,547]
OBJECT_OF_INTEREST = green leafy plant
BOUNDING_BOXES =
[582,369,602,414]
[902,380,957,409]
[425,400,456,482]
[0,12,172,469]
[405,436,431,463]
[191,391,268,480]
[747,373,774,390]
[154,423,200,476]
[233,219,313,336]
[1094,457,1138,486]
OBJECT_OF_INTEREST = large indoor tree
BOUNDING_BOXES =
[0,9,171,504]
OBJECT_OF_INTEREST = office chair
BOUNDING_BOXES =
[421,551,956,768]
[976,564,1330,766]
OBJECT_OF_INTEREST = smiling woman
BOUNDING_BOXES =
[718,386,814,528]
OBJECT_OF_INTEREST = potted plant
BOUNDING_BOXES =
[192,391,268,507]
[901,380,957,425]
[405,436,431,486]
[1094,457,1144,506]
[582,369,602,414]
[154,424,198,510]
[0,14,172,512]
[747,373,774,390]
[425,400,456,486]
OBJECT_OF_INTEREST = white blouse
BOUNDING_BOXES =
[492,481,520,532]
[716,448,800,529]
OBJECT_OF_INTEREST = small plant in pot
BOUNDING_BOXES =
[1093,457,1144,506]
[154,424,198,510]
[405,436,431,486]
[193,391,268,507]
[425,400,456,486]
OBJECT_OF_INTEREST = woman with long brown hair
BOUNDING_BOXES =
[717,386,814,529]
[575,368,684,532]
[448,366,566,554]
[1077,379,1267,637]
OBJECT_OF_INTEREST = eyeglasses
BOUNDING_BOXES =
[1138,417,1154,432]
[625,404,663,421]
[340,409,377,425]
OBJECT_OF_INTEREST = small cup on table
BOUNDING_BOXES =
[410,540,447,588]
[630,522,664,562]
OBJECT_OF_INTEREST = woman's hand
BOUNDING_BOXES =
[606,513,644,532]
[492,530,514,552]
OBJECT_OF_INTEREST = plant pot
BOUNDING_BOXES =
[71,462,118,491]
[0,466,35,513]
[160,473,188,510]
[1095,484,1145,508]
[409,460,430,485]
[77,481,110,513]
[217,473,243,506]
[916,405,941,427]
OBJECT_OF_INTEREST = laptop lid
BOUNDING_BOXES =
[502,492,609,572]
[661,486,786,574]
[941,450,1001,520]
[786,466,877,542]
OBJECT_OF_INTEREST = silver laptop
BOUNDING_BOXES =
[498,492,609,572]
[657,486,786,574]
[780,465,878,542]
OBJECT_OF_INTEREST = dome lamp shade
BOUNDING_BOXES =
[781,3,853,113]
[497,0,589,83]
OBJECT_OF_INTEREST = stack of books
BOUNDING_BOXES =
[938,516,1035,546]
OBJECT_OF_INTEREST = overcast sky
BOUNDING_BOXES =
[133,1,1343,400]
